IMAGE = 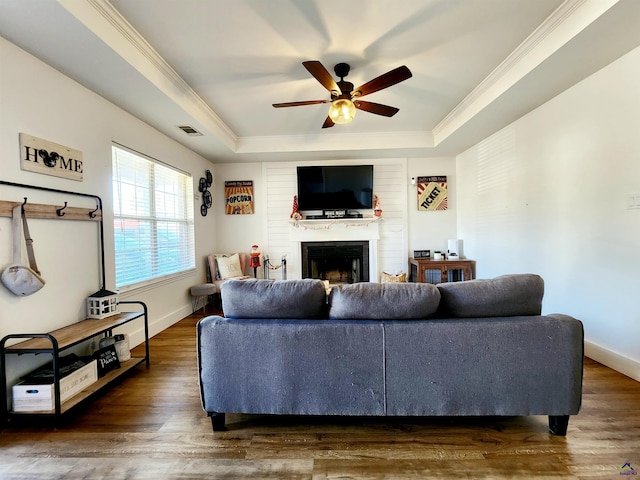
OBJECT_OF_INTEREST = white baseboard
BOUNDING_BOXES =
[585,340,640,382]
[122,303,193,350]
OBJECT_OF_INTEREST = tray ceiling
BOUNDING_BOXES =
[1,0,639,163]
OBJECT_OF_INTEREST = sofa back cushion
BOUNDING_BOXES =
[222,278,327,319]
[437,274,544,318]
[329,282,441,320]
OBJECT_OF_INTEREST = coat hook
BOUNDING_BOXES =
[88,204,100,218]
[56,201,68,217]
[22,197,28,207]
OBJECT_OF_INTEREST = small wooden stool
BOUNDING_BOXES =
[190,283,216,314]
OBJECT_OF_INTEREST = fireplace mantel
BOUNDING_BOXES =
[290,217,381,227]
[289,218,380,242]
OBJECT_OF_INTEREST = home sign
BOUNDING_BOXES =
[19,133,83,181]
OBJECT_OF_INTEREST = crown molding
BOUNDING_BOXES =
[433,0,620,145]
[53,0,621,160]
[237,131,433,154]
[56,0,238,151]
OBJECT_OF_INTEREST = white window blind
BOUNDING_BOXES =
[112,146,195,290]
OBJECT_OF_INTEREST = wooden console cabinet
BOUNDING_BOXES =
[409,258,475,284]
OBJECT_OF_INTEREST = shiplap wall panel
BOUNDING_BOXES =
[263,159,407,281]
[373,162,408,276]
[263,164,297,278]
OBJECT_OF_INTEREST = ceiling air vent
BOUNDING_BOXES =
[178,125,203,136]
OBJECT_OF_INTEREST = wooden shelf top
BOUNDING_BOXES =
[409,257,474,263]
[5,311,144,352]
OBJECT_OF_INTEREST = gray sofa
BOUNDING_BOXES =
[197,274,583,435]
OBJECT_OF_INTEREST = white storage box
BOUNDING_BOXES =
[12,360,98,412]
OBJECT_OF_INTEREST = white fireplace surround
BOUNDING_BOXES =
[290,219,380,282]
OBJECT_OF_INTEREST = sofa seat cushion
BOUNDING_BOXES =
[329,282,440,320]
[437,274,544,318]
[222,278,327,319]
[197,317,385,415]
[383,315,583,416]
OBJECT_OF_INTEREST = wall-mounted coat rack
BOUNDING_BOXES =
[0,199,102,221]
[0,180,107,290]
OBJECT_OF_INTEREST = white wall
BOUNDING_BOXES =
[0,37,216,382]
[213,157,459,280]
[407,157,458,257]
[212,162,266,255]
[457,45,640,381]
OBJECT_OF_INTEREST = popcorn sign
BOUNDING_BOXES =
[225,180,254,215]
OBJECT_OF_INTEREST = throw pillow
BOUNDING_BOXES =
[381,271,406,283]
[216,253,243,279]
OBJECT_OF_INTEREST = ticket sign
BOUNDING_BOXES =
[417,176,448,211]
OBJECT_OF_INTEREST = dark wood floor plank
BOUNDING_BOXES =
[1,310,639,480]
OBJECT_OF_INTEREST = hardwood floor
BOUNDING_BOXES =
[1,311,639,479]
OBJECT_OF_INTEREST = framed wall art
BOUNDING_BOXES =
[225,180,254,215]
[417,176,447,211]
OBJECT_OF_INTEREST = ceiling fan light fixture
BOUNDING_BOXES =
[275,61,412,128]
[329,98,356,124]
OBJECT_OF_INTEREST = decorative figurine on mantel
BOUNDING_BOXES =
[290,195,302,220]
[373,195,382,217]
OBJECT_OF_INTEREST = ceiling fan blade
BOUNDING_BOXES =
[353,65,412,97]
[354,100,399,117]
[273,100,331,108]
[322,116,335,129]
[303,61,341,95]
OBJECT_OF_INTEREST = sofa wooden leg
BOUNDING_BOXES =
[210,412,225,431]
[549,415,569,435]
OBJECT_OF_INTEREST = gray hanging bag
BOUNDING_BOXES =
[1,204,45,296]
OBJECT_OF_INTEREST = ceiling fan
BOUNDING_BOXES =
[272,61,412,128]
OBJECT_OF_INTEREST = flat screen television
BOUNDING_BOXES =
[297,165,374,211]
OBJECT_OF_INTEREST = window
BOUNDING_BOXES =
[112,145,195,290]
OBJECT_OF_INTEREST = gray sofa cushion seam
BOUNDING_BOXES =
[382,325,387,415]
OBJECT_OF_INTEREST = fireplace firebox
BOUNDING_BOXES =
[301,241,369,284]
